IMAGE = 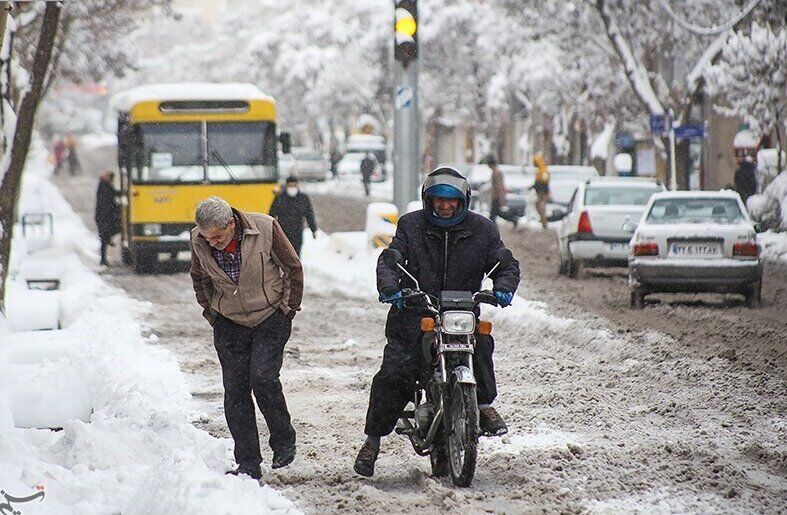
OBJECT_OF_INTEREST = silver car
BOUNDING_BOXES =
[557,178,664,277]
[628,190,763,309]
[292,147,330,181]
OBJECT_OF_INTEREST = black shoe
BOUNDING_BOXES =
[272,444,296,469]
[226,463,262,480]
[479,406,508,436]
[353,442,379,477]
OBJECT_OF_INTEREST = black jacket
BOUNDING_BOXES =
[95,180,120,240]
[734,162,757,203]
[361,157,375,183]
[377,210,520,339]
[269,191,317,240]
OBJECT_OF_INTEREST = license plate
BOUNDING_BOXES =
[608,242,628,252]
[669,242,720,257]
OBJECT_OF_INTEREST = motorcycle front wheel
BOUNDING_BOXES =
[446,381,478,487]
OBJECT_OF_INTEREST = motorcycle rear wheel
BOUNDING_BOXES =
[446,382,478,487]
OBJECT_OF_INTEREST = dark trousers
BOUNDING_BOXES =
[363,180,371,197]
[284,231,303,257]
[100,238,110,265]
[213,311,296,467]
[364,332,497,437]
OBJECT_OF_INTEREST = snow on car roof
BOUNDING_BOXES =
[586,177,662,188]
[110,83,274,112]
[651,190,741,199]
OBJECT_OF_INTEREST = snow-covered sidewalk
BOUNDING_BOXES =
[0,144,299,514]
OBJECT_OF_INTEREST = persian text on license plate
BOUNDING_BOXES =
[607,242,629,252]
[669,242,720,257]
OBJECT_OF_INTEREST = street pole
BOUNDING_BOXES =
[393,60,420,212]
[669,110,677,191]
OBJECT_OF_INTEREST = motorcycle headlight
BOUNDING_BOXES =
[442,311,475,335]
[142,223,162,236]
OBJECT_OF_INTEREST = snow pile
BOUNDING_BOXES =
[758,231,787,263]
[748,170,787,231]
[0,143,300,515]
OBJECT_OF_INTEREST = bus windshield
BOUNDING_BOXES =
[207,122,277,182]
[137,121,277,183]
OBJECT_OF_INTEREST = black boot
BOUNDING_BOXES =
[272,444,296,469]
[226,463,262,480]
[353,441,380,477]
[479,406,508,436]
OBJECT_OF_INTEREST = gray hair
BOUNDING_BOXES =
[195,196,233,229]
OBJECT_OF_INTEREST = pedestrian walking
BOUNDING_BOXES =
[65,132,81,176]
[95,171,120,266]
[486,155,517,227]
[53,137,66,175]
[330,150,341,179]
[734,157,757,207]
[269,176,318,256]
[189,196,303,480]
[360,152,376,197]
[530,154,551,230]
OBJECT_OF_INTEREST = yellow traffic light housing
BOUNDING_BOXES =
[394,0,418,65]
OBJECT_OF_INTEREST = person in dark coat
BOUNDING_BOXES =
[95,171,120,266]
[269,176,318,256]
[360,152,376,197]
[353,166,521,478]
[734,159,757,207]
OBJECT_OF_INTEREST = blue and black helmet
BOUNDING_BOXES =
[421,166,471,227]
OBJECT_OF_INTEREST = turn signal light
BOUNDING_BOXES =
[578,211,593,234]
[421,317,435,331]
[733,242,759,257]
[476,320,493,335]
[633,242,659,256]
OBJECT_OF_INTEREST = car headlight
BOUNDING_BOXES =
[142,223,162,236]
[442,311,476,335]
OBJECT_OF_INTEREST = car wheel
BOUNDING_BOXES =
[629,288,645,309]
[567,250,581,279]
[745,281,761,309]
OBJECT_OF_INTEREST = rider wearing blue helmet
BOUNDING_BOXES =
[354,166,521,477]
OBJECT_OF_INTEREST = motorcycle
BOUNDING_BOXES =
[381,246,513,487]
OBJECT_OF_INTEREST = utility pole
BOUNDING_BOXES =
[393,0,420,212]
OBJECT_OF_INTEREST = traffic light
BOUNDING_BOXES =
[394,0,418,66]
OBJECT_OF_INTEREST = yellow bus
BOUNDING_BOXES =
[112,83,289,273]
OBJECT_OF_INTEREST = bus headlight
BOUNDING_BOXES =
[142,223,162,236]
[442,311,475,335]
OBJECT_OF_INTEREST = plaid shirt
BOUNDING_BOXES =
[211,217,243,283]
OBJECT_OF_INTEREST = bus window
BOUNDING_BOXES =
[139,123,203,183]
[206,122,277,183]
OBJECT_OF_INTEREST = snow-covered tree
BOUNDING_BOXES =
[705,23,787,175]
[0,0,168,312]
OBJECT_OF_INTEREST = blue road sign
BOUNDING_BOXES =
[650,113,672,137]
[674,124,705,139]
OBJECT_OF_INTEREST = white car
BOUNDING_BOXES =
[291,147,330,181]
[628,190,763,309]
[557,178,665,277]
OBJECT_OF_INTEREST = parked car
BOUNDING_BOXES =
[525,165,599,221]
[471,164,532,217]
[557,177,665,277]
[291,147,330,181]
[628,190,763,308]
[278,152,296,178]
[337,152,384,182]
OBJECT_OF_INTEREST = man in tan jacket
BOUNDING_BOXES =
[190,196,303,480]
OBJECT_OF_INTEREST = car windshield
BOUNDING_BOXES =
[646,197,745,224]
[585,186,661,206]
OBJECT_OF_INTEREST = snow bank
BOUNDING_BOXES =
[748,170,787,232]
[0,141,300,515]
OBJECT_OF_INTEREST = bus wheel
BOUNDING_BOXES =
[122,247,133,266]
[133,252,157,274]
